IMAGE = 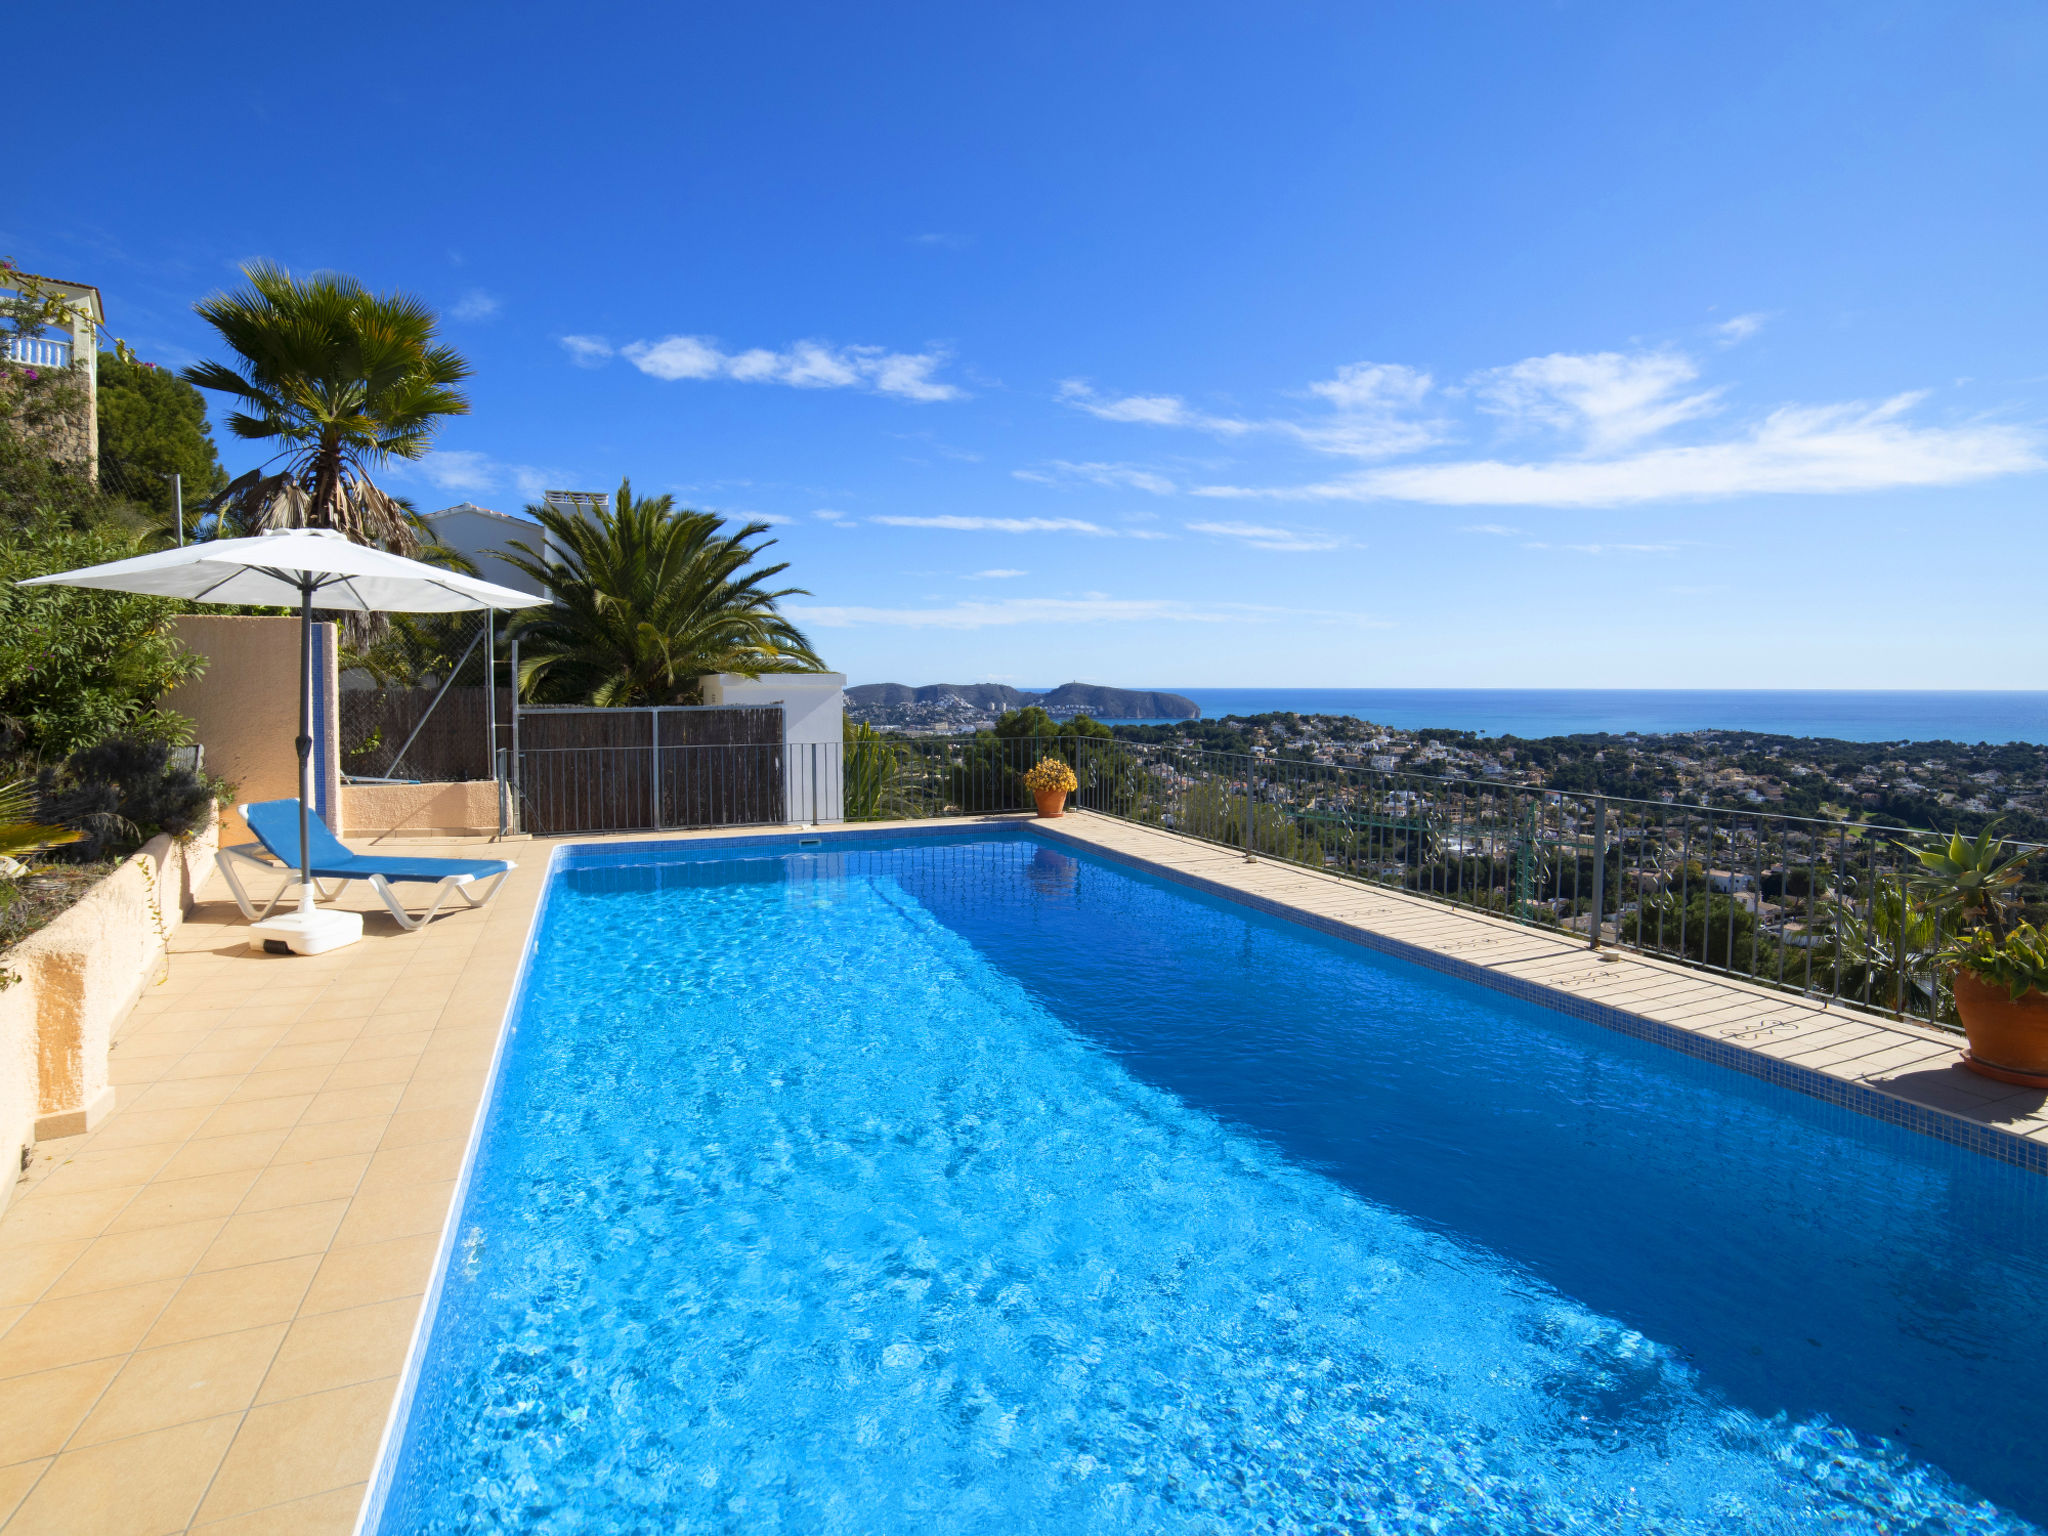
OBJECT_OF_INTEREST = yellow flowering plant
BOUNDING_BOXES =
[1022,757,1078,795]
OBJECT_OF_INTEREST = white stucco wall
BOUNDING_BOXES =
[698,672,846,822]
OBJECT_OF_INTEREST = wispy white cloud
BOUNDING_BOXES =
[1461,522,1522,536]
[872,514,1111,535]
[786,595,1389,630]
[408,450,558,502]
[1013,460,1177,494]
[964,568,1028,579]
[1473,350,1721,453]
[1060,365,1443,460]
[450,290,499,322]
[1185,520,1350,552]
[1285,363,1445,459]
[1151,335,2041,507]
[1056,380,1252,434]
[1196,394,2039,507]
[1715,313,1766,345]
[560,335,613,367]
[611,335,964,401]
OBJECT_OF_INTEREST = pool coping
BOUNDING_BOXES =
[344,810,2046,1535]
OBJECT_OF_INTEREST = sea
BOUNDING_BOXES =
[1111,689,2048,744]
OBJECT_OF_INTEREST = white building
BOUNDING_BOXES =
[421,503,546,597]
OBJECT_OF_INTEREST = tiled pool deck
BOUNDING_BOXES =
[0,812,2041,1534]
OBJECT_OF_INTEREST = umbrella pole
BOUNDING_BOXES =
[297,579,315,916]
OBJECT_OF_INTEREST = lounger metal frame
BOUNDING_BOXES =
[217,842,512,932]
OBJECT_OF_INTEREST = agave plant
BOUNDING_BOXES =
[1900,824,2034,942]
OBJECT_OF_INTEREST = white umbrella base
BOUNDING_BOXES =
[249,907,364,956]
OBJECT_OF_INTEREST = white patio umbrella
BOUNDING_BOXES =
[21,528,547,952]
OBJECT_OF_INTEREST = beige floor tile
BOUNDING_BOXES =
[71,1325,287,1447]
[0,1456,50,1525]
[27,1144,176,1200]
[377,1106,474,1151]
[357,1010,446,1038]
[105,1170,263,1235]
[256,1297,415,1404]
[203,1025,295,1054]
[4,1411,241,1536]
[44,1217,225,1300]
[321,1056,419,1092]
[239,1156,372,1215]
[0,1279,178,1379]
[222,1066,335,1105]
[0,1356,123,1464]
[394,1074,486,1115]
[161,1047,271,1082]
[193,1096,315,1141]
[156,1128,293,1184]
[126,1075,248,1113]
[357,1140,465,1196]
[197,1200,352,1273]
[300,1083,408,1126]
[144,1256,322,1349]
[278,1017,368,1047]
[0,1240,89,1309]
[194,1378,394,1523]
[331,1182,454,1250]
[261,1039,357,1073]
[192,1482,365,1535]
[80,1105,214,1153]
[275,1117,390,1164]
[339,1031,432,1066]
[299,1233,438,1316]
[0,1185,136,1247]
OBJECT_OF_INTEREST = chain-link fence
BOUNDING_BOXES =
[339,610,508,783]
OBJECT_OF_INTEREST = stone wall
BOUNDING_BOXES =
[0,812,219,1214]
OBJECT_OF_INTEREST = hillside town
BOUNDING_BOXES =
[1108,712,2048,843]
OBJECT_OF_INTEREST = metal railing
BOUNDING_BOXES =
[3,334,72,368]
[846,733,2044,1032]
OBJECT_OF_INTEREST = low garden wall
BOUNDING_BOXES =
[339,780,503,839]
[0,811,219,1215]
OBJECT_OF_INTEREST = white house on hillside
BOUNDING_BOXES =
[421,503,545,596]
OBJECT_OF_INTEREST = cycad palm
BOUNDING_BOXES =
[181,263,470,553]
[497,480,823,705]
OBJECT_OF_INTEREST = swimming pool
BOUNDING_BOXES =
[370,828,2048,1533]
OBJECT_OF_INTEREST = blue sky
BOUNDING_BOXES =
[17,2,2047,689]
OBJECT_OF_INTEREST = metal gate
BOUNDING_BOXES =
[510,704,787,835]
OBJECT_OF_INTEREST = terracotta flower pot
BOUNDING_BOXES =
[1032,786,1068,819]
[1952,970,2048,1087]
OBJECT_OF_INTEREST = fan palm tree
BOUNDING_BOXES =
[496,480,824,705]
[180,263,470,555]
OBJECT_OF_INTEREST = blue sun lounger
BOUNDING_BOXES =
[219,799,516,932]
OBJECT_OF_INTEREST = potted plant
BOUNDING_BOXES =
[1905,825,2046,1084]
[1022,757,1078,819]
[1941,924,2048,1085]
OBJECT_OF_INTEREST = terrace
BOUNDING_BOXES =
[0,803,2042,1532]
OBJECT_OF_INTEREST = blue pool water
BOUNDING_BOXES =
[376,830,2048,1534]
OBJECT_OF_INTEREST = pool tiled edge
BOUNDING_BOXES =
[1027,813,2048,1175]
